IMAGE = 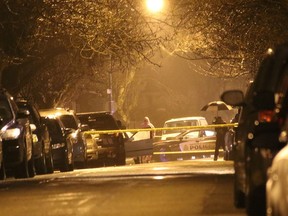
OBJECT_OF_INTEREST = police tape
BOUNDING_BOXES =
[153,149,224,155]
[83,123,238,135]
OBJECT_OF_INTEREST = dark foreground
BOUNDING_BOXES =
[0,160,246,216]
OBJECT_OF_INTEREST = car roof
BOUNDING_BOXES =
[76,111,111,116]
[39,108,75,118]
[164,116,207,123]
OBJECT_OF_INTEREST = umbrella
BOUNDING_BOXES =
[201,100,233,116]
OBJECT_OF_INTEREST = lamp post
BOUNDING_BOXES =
[146,0,164,13]
[107,55,116,115]
[107,71,113,114]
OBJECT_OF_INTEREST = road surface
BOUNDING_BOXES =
[0,159,246,216]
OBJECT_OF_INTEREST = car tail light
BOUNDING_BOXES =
[258,110,275,123]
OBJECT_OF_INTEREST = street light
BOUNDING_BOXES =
[146,0,164,13]
[107,55,115,115]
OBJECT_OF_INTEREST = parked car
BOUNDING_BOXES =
[0,135,4,180]
[40,108,87,168]
[40,116,74,172]
[76,111,126,166]
[16,99,54,174]
[161,116,208,141]
[125,131,154,164]
[0,89,35,178]
[221,43,288,216]
[82,132,99,164]
[153,129,216,162]
[266,143,288,216]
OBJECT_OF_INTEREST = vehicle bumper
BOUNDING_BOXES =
[97,146,117,159]
[73,144,86,162]
[52,147,66,168]
[87,149,98,161]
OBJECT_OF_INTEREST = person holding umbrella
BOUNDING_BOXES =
[212,116,228,161]
[201,100,232,160]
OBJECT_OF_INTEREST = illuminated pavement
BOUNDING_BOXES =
[0,159,245,216]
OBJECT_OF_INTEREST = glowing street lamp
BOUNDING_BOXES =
[146,0,164,13]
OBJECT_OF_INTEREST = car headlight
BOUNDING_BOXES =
[71,131,77,139]
[32,134,38,143]
[2,128,21,140]
[52,143,66,149]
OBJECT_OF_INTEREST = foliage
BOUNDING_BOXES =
[1,0,288,122]
[0,0,167,108]
[167,0,288,79]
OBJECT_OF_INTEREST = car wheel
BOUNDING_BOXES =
[28,154,35,178]
[246,150,267,216]
[233,176,245,208]
[78,159,87,169]
[91,159,104,168]
[134,157,141,164]
[116,145,126,166]
[246,184,266,216]
[59,150,70,172]
[75,152,88,169]
[224,149,229,160]
[35,148,47,175]
[0,160,6,180]
[159,147,171,162]
[45,146,54,174]
[68,161,74,171]
[14,151,29,179]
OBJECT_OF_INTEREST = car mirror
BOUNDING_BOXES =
[64,128,75,134]
[81,124,90,131]
[221,90,244,107]
[30,123,37,132]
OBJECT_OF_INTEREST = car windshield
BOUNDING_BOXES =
[163,120,198,134]
[17,103,37,124]
[59,115,78,130]
[45,119,63,140]
[0,98,13,127]
[181,131,200,139]
[78,114,118,130]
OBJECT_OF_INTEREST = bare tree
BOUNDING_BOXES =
[166,0,288,79]
[0,0,169,109]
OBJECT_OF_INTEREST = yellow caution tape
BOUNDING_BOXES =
[83,123,238,135]
[153,149,224,155]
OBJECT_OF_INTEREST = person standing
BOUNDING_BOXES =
[212,116,228,161]
[134,116,155,164]
[141,116,155,139]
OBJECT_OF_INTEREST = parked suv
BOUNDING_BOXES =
[76,111,126,166]
[39,108,87,168]
[221,44,288,216]
[0,89,35,178]
[16,99,54,174]
[39,112,74,172]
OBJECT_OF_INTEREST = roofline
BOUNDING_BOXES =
[164,116,207,123]
[76,111,110,115]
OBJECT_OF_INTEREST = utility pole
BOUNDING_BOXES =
[108,71,113,114]
[107,55,114,115]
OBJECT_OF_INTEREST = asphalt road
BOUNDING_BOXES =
[0,159,246,216]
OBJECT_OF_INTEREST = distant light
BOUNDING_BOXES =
[267,48,274,55]
[153,176,165,180]
[146,0,164,13]
[153,167,169,171]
